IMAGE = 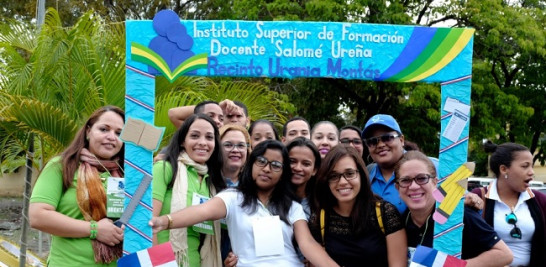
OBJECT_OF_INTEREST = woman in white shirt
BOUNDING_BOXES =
[150,140,338,267]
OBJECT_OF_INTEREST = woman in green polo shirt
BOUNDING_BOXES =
[152,113,226,267]
[29,106,126,266]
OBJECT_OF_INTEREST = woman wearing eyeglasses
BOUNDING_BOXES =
[396,151,513,266]
[309,145,407,267]
[361,114,439,214]
[472,142,546,267]
[220,124,251,187]
[218,124,251,266]
[152,114,226,266]
[339,125,364,157]
[150,140,339,267]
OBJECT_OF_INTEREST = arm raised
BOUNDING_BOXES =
[168,105,195,129]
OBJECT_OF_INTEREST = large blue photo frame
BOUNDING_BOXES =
[124,9,475,258]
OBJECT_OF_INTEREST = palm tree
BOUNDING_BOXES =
[0,7,294,173]
[0,8,127,169]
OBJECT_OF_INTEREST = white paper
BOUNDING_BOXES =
[443,97,470,116]
[442,109,468,142]
[252,215,284,257]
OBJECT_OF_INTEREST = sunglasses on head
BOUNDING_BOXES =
[505,212,522,239]
[364,133,400,148]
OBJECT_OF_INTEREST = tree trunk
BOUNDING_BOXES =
[19,133,34,267]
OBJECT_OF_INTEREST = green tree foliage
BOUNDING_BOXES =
[447,0,545,170]
[0,8,126,172]
[0,7,294,173]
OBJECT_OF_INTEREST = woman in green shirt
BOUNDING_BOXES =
[153,113,226,267]
[29,106,125,266]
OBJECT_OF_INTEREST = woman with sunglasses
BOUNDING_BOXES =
[150,140,339,267]
[395,151,512,266]
[472,142,546,267]
[309,145,407,267]
[361,114,438,214]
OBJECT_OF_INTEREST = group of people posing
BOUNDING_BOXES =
[28,100,546,267]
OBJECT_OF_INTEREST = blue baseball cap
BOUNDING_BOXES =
[362,114,403,138]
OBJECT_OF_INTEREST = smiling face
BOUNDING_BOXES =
[86,111,124,160]
[311,123,339,158]
[222,130,248,173]
[396,159,437,214]
[251,122,276,149]
[252,149,283,193]
[501,151,535,193]
[328,156,361,206]
[183,118,215,164]
[367,126,404,168]
[289,146,317,187]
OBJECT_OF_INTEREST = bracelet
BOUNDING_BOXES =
[90,220,98,239]
[166,214,173,230]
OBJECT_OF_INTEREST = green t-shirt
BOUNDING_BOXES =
[30,157,117,267]
[152,161,211,267]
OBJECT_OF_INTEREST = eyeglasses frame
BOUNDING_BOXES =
[396,173,433,188]
[364,133,401,148]
[254,156,283,172]
[328,169,360,184]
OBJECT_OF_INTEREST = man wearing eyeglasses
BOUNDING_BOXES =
[361,114,439,213]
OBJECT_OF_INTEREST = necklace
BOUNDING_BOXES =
[406,211,431,246]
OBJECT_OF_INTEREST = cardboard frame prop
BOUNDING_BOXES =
[123,10,475,258]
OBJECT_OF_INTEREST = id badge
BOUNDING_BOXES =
[191,192,214,235]
[252,215,284,257]
[106,177,124,218]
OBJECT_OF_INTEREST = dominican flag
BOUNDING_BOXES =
[118,242,177,267]
[409,245,467,267]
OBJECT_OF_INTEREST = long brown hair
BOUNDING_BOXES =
[60,106,125,191]
[311,145,375,234]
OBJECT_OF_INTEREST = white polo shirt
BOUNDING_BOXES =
[488,180,534,267]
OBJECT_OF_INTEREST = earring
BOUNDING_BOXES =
[504,174,508,179]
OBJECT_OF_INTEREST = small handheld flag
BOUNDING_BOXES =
[118,242,177,267]
[409,245,467,267]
